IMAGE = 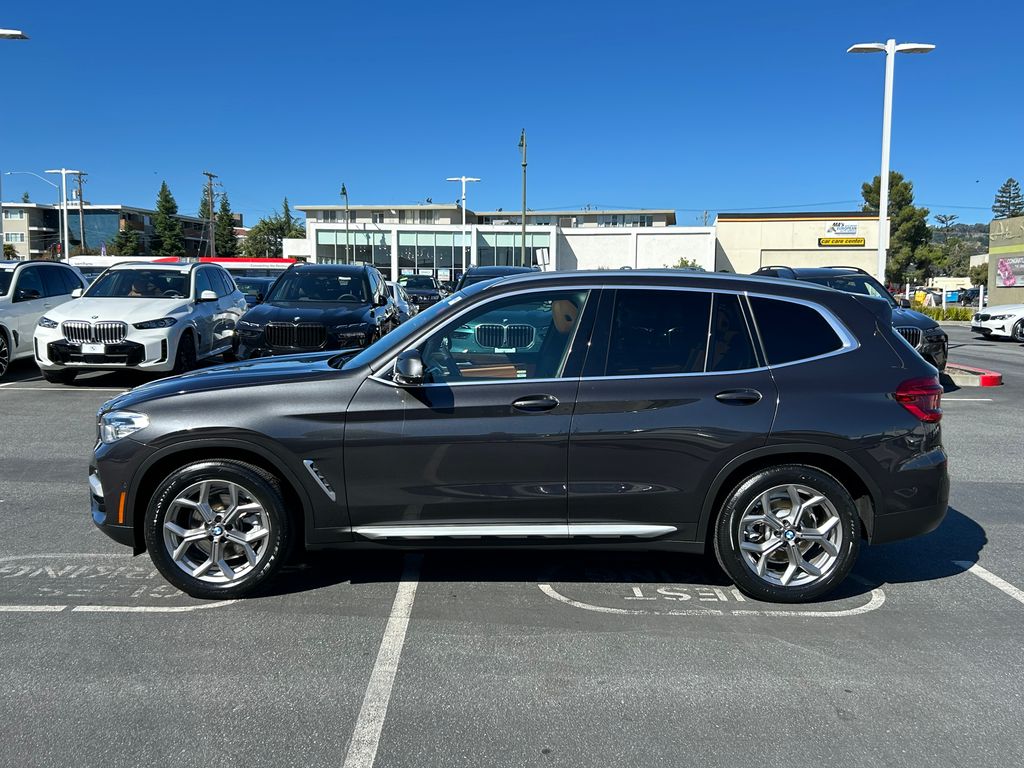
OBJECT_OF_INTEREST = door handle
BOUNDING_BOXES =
[715,389,762,405]
[512,394,560,413]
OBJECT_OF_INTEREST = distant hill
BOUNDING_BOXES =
[931,222,988,255]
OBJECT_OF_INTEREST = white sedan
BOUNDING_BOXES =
[972,305,1024,342]
[34,261,247,383]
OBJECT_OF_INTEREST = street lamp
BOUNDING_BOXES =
[848,39,935,283]
[4,171,61,258]
[45,169,83,262]
[446,176,480,273]
[518,130,527,267]
[340,183,350,262]
[0,29,29,39]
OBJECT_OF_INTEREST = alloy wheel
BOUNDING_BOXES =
[1013,320,1024,343]
[162,479,272,584]
[0,333,8,379]
[737,483,844,587]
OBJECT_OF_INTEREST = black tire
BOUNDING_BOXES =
[713,464,861,603]
[41,368,77,384]
[173,332,197,374]
[0,329,9,381]
[1012,320,1024,344]
[143,460,293,599]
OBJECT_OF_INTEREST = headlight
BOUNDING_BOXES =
[99,410,150,444]
[37,316,59,329]
[989,314,1011,320]
[237,319,261,330]
[133,317,177,329]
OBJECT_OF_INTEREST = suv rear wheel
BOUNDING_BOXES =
[144,460,292,599]
[714,465,861,602]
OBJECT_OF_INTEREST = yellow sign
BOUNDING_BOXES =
[818,237,866,247]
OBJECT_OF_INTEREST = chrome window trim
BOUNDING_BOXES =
[352,522,678,540]
[369,282,859,387]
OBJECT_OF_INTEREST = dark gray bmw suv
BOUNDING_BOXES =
[90,270,948,602]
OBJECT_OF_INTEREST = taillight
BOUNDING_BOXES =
[894,377,943,423]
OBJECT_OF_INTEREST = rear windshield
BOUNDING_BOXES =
[85,269,189,299]
[802,274,896,308]
[266,272,368,303]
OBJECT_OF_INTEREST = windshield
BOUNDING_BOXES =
[803,274,897,308]
[0,269,12,297]
[399,275,437,290]
[265,272,368,303]
[85,269,190,299]
[342,282,490,370]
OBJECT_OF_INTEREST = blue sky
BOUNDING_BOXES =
[1,0,1019,225]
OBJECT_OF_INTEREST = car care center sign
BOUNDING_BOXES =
[818,221,865,248]
[990,216,1024,288]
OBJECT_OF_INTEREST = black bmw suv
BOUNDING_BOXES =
[398,274,448,310]
[234,264,397,358]
[90,270,948,603]
[754,266,948,370]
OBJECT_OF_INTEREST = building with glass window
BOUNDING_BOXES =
[1,202,205,259]
[288,204,712,283]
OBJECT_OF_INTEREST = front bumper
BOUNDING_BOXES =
[36,326,177,371]
[918,335,948,370]
[89,444,143,549]
[971,317,1015,338]
[235,329,374,359]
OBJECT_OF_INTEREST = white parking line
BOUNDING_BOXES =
[343,554,422,768]
[943,398,993,402]
[0,604,67,612]
[956,561,1024,607]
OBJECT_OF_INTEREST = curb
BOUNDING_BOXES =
[945,363,1003,387]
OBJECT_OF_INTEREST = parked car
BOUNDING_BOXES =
[386,280,419,324]
[89,270,948,603]
[971,305,1024,342]
[398,274,448,310]
[754,266,948,370]
[33,261,246,383]
[0,260,88,380]
[957,287,986,307]
[233,264,397,359]
[455,265,539,291]
[234,276,277,308]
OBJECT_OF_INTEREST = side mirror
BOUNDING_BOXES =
[71,288,84,298]
[375,294,389,307]
[199,290,218,302]
[899,298,912,308]
[14,288,40,303]
[394,349,424,386]
[255,293,264,304]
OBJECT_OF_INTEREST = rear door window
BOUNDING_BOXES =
[749,296,844,365]
[604,289,711,376]
[39,266,70,297]
[707,294,758,372]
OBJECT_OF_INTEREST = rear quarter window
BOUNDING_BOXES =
[749,296,845,365]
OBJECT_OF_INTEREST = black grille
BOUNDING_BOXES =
[266,322,326,349]
[475,323,536,349]
[896,326,923,348]
[976,314,989,322]
[62,321,128,344]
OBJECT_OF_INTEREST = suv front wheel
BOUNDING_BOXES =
[714,465,861,602]
[144,460,292,599]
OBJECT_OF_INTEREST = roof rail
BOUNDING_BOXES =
[824,265,871,274]
[753,265,798,278]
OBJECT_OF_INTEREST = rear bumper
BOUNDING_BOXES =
[867,445,949,544]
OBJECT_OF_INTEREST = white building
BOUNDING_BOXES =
[285,205,715,283]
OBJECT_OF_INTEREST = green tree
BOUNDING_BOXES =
[282,197,294,233]
[861,171,932,284]
[933,213,958,242]
[215,192,239,256]
[242,209,305,258]
[665,256,705,270]
[969,263,988,286]
[992,178,1024,219]
[108,226,140,256]
[3,243,17,258]
[198,187,212,223]
[20,191,30,203]
[151,181,185,257]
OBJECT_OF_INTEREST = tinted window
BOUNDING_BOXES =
[707,294,758,372]
[59,267,84,294]
[417,290,590,383]
[86,269,189,298]
[0,269,13,296]
[605,289,711,376]
[213,269,235,297]
[195,269,215,298]
[749,296,844,365]
[39,266,69,297]
[266,271,369,303]
[802,274,896,308]
[14,267,43,301]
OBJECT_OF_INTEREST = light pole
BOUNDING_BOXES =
[45,169,83,262]
[848,39,935,284]
[340,183,350,262]
[5,171,61,258]
[446,175,480,273]
[518,130,528,267]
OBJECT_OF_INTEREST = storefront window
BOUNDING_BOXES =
[416,232,434,269]
[398,232,416,270]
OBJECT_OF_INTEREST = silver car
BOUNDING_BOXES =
[387,280,419,324]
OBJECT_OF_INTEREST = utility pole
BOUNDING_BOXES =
[341,183,350,262]
[74,172,87,253]
[202,171,218,259]
[518,130,527,267]
[446,176,481,273]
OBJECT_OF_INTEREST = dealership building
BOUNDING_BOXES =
[284,203,883,283]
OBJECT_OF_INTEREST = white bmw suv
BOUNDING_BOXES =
[34,261,247,383]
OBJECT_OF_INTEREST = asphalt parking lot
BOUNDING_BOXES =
[1,323,1022,768]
